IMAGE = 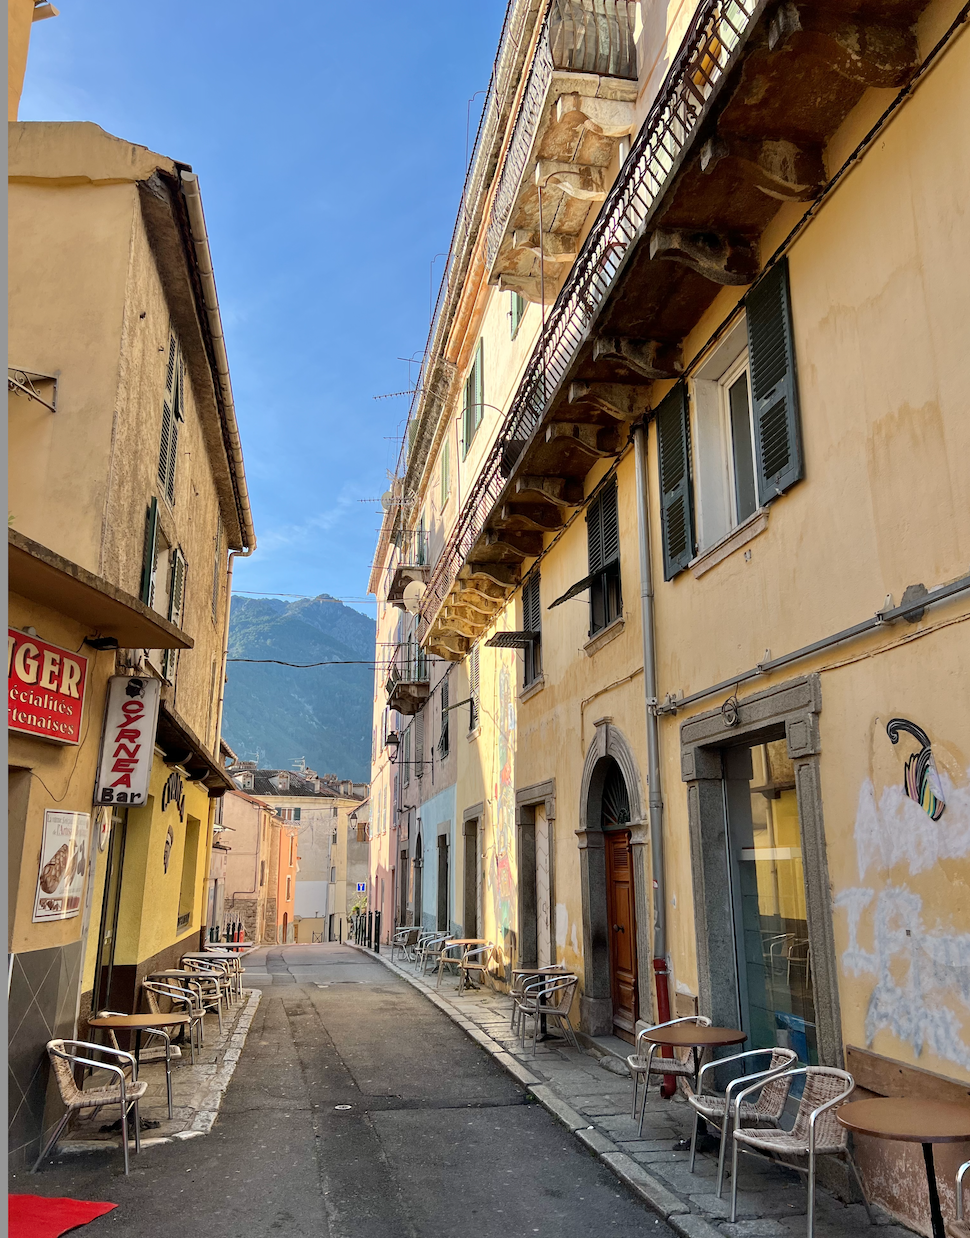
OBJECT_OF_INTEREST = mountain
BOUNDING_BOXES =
[221,595,376,782]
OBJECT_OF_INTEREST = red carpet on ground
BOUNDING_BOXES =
[9,1195,116,1237]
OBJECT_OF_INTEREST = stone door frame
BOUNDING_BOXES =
[515,780,556,969]
[680,673,843,1067]
[577,718,651,1036]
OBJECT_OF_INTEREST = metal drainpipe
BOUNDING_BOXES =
[634,422,675,1094]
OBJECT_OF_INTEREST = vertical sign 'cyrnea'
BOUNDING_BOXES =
[94,675,162,807]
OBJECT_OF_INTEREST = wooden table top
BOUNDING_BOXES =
[89,1013,190,1030]
[639,1025,746,1049]
[837,1098,970,1144]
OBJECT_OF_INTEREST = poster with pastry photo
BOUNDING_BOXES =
[33,810,90,922]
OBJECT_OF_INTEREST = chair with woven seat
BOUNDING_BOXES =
[143,980,204,1062]
[628,1016,712,1135]
[391,926,420,963]
[456,943,495,995]
[517,974,579,1055]
[686,1046,798,1195]
[730,1066,875,1238]
[948,1161,970,1238]
[33,1039,147,1176]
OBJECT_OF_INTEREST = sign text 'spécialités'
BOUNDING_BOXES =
[8,629,88,744]
[94,675,161,807]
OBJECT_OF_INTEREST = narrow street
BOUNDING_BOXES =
[17,945,675,1238]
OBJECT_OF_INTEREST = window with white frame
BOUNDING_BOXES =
[690,319,759,553]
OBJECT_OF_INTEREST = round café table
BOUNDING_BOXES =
[87,1012,190,1120]
[838,1098,970,1238]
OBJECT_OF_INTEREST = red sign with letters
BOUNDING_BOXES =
[8,629,88,745]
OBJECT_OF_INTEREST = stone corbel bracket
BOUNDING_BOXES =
[592,336,684,380]
[568,381,649,422]
[535,159,609,202]
[700,135,825,202]
[648,227,760,286]
[554,92,636,138]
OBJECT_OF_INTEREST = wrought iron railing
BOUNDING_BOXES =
[386,641,430,696]
[486,0,637,269]
[421,0,761,642]
[392,528,430,568]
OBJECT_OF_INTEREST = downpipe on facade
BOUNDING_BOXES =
[634,422,676,1096]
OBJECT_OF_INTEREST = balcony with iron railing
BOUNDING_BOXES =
[419,0,925,661]
[422,0,764,658]
[486,0,639,304]
[386,529,430,610]
[385,640,431,716]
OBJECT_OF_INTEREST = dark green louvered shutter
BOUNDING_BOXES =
[140,497,159,604]
[657,383,695,580]
[468,642,480,731]
[601,479,619,566]
[746,258,803,503]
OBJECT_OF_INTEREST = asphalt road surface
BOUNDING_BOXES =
[17,943,675,1237]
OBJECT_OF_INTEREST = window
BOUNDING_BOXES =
[285,876,292,901]
[330,866,336,883]
[402,725,411,785]
[462,340,484,458]
[548,478,621,634]
[280,807,301,822]
[161,547,187,683]
[260,860,266,887]
[510,291,526,340]
[440,444,451,506]
[158,330,184,505]
[522,571,542,685]
[288,836,295,867]
[662,258,804,577]
[468,642,480,731]
[438,675,450,757]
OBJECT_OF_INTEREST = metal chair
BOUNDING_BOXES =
[510,966,568,1037]
[517,974,580,1055]
[143,980,204,1062]
[628,1015,712,1135]
[417,933,450,976]
[94,1009,179,1120]
[33,1039,147,1176]
[435,940,466,990]
[182,957,230,1023]
[730,1066,875,1238]
[947,1160,970,1238]
[457,943,495,995]
[685,1046,797,1194]
[391,926,420,963]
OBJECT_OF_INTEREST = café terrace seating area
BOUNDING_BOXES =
[33,943,260,1173]
[380,927,941,1238]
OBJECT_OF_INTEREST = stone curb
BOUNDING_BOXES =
[356,946,717,1236]
[60,988,262,1154]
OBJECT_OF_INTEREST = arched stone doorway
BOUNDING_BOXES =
[577,720,651,1041]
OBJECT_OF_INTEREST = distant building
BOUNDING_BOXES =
[215,789,297,945]
[226,765,367,943]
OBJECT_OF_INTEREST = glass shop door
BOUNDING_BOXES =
[724,739,818,1064]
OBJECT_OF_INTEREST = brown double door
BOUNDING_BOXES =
[605,829,639,1040]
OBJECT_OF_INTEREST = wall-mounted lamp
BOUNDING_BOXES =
[385,731,401,762]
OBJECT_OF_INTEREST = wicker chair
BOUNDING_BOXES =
[948,1161,970,1238]
[456,943,495,995]
[730,1066,875,1238]
[628,1016,712,1135]
[517,974,579,1055]
[143,980,204,1063]
[33,1039,147,1176]
[686,1046,798,1195]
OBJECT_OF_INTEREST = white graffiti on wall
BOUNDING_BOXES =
[834,765,970,1071]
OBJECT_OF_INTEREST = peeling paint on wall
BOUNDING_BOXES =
[835,761,970,1072]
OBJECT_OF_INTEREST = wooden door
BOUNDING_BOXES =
[606,829,638,1039]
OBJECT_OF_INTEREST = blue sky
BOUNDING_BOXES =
[20,2,505,616]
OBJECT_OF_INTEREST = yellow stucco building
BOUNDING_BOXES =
[370,1,970,1230]
[8,45,255,1165]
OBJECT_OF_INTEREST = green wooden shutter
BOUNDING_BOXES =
[140,497,159,604]
[473,341,484,432]
[440,444,450,505]
[746,258,803,503]
[657,383,695,580]
[601,479,619,566]
[163,547,187,680]
[587,487,605,573]
[469,643,480,731]
[462,369,474,458]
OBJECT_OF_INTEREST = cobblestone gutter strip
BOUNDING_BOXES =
[357,946,719,1238]
[63,988,262,1153]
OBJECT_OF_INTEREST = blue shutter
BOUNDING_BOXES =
[746,258,803,503]
[657,383,695,580]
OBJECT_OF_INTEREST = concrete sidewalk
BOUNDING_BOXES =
[365,944,913,1238]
